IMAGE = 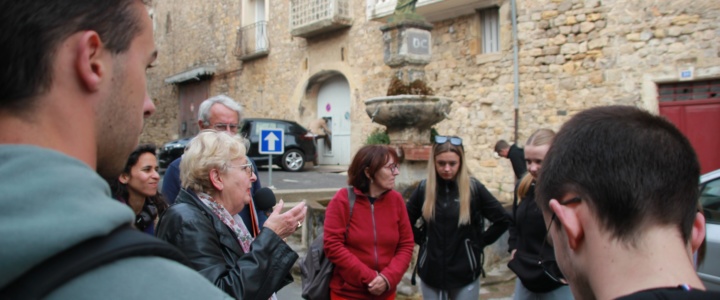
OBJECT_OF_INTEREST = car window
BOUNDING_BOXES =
[252,121,289,136]
[288,123,306,134]
[700,177,720,224]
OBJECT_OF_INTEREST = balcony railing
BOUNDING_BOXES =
[290,0,352,38]
[235,21,269,61]
[366,0,489,22]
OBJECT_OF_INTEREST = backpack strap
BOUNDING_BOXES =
[0,225,190,300]
[470,178,486,278]
[410,179,426,286]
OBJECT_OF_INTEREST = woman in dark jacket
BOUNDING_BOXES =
[110,144,168,235]
[407,136,511,300]
[156,130,307,300]
[507,129,572,299]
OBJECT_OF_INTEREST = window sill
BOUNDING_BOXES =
[475,52,502,65]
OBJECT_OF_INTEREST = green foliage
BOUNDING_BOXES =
[366,129,390,145]
[430,128,438,143]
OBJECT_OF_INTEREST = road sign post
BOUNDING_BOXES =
[259,129,284,188]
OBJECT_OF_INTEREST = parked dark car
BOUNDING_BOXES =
[158,137,191,169]
[699,168,720,291]
[241,118,317,172]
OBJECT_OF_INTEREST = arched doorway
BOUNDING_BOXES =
[316,76,351,165]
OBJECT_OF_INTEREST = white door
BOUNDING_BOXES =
[317,76,351,165]
[255,0,266,51]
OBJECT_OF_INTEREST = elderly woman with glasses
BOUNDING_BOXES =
[506,129,573,299]
[156,130,307,300]
[323,145,414,299]
[406,135,511,300]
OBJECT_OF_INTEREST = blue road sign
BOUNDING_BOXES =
[259,129,284,155]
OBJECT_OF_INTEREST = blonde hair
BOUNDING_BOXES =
[180,130,247,193]
[423,142,473,226]
[517,128,555,200]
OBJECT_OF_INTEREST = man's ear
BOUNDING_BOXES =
[550,199,584,250]
[690,212,706,253]
[75,31,106,92]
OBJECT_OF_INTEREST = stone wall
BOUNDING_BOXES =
[145,0,720,202]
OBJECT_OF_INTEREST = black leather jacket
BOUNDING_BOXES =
[156,189,296,300]
[406,177,510,289]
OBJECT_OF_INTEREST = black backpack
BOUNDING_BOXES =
[300,187,356,300]
[0,225,190,300]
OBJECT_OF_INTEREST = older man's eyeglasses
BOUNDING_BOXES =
[434,135,463,146]
[229,163,253,176]
[213,123,240,132]
[538,196,582,285]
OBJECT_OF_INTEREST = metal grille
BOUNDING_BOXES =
[290,0,350,28]
[235,21,269,59]
[658,79,720,102]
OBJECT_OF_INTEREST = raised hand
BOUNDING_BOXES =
[262,200,307,239]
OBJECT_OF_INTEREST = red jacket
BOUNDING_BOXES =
[323,187,414,299]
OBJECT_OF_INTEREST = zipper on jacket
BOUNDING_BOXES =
[371,203,379,270]
[464,238,477,273]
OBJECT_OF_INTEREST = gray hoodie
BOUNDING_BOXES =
[0,145,231,299]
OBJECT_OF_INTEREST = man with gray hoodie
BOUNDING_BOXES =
[0,0,231,299]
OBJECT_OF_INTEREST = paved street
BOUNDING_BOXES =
[255,164,348,190]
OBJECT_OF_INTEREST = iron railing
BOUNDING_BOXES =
[290,0,352,37]
[235,21,269,60]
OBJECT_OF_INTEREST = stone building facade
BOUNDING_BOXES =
[144,0,720,203]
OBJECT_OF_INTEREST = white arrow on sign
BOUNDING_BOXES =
[264,132,279,151]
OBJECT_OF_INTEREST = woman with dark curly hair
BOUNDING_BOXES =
[109,144,168,235]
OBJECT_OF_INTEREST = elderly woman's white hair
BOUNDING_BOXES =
[180,130,247,193]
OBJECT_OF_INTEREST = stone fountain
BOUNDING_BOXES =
[365,0,453,193]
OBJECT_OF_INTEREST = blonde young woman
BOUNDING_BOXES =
[406,136,511,300]
[507,129,573,299]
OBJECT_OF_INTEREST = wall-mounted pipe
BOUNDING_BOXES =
[511,0,520,144]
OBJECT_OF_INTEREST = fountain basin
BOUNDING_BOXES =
[365,95,452,130]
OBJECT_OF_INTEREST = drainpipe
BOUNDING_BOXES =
[511,0,520,144]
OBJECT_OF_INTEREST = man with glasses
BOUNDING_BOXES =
[535,105,718,299]
[162,94,267,234]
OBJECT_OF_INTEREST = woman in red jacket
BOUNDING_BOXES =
[324,145,414,300]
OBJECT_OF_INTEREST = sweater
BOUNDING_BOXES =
[323,187,414,299]
[0,145,230,299]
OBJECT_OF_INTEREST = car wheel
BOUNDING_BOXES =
[281,149,305,172]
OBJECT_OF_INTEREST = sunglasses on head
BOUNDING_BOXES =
[434,135,463,146]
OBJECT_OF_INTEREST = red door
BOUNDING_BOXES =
[178,80,210,138]
[659,80,720,174]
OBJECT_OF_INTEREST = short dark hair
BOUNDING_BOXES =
[535,105,700,244]
[494,140,510,153]
[347,145,399,193]
[0,0,147,112]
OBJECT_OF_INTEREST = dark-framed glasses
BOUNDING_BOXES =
[384,163,399,172]
[538,196,582,285]
[213,123,240,132]
[434,135,462,146]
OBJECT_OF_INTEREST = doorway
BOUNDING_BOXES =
[316,76,351,165]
